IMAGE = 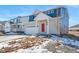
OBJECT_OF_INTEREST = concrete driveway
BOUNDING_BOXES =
[0,35,27,42]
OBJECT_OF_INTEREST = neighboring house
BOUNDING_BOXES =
[10,16,30,33]
[8,7,69,35]
[0,21,5,32]
[10,18,18,32]
[69,24,79,36]
[4,21,11,33]
[69,24,79,31]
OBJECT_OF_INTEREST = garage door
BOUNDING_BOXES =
[24,27,39,35]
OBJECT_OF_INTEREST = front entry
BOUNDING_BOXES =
[41,23,45,32]
[38,20,47,34]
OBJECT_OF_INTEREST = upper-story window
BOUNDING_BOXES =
[17,25,20,28]
[47,10,51,14]
[43,9,58,17]
[61,8,67,17]
[17,18,21,23]
[16,16,22,23]
[51,9,54,13]
[29,15,35,21]
[10,19,14,24]
[57,8,61,16]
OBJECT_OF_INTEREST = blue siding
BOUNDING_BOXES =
[28,7,66,21]
[57,8,61,16]
[43,8,61,17]
[29,15,35,21]
[61,8,65,17]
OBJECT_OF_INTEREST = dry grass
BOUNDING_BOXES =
[0,36,47,53]
[54,41,61,48]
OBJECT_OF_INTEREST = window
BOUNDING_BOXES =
[43,8,61,17]
[57,8,61,16]
[51,10,54,13]
[16,18,22,23]
[61,8,67,17]
[17,25,20,28]
[10,19,14,24]
[47,9,57,17]
[29,15,35,21]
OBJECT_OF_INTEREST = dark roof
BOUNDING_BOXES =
[70,24,79,28]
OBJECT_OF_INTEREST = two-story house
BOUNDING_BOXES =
[10,7,69,35]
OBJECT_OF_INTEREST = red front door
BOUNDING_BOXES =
[41,23,45,32]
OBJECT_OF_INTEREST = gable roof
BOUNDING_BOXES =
[34,12,51,21]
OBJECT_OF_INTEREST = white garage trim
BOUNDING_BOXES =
[24,27,39,35]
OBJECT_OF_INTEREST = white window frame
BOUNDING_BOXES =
[51,10,54,13]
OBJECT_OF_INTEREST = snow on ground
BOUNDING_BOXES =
[11,41,52,53]
[11,39,78,53]
[50,35,79,48]
[0,36,48,53]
